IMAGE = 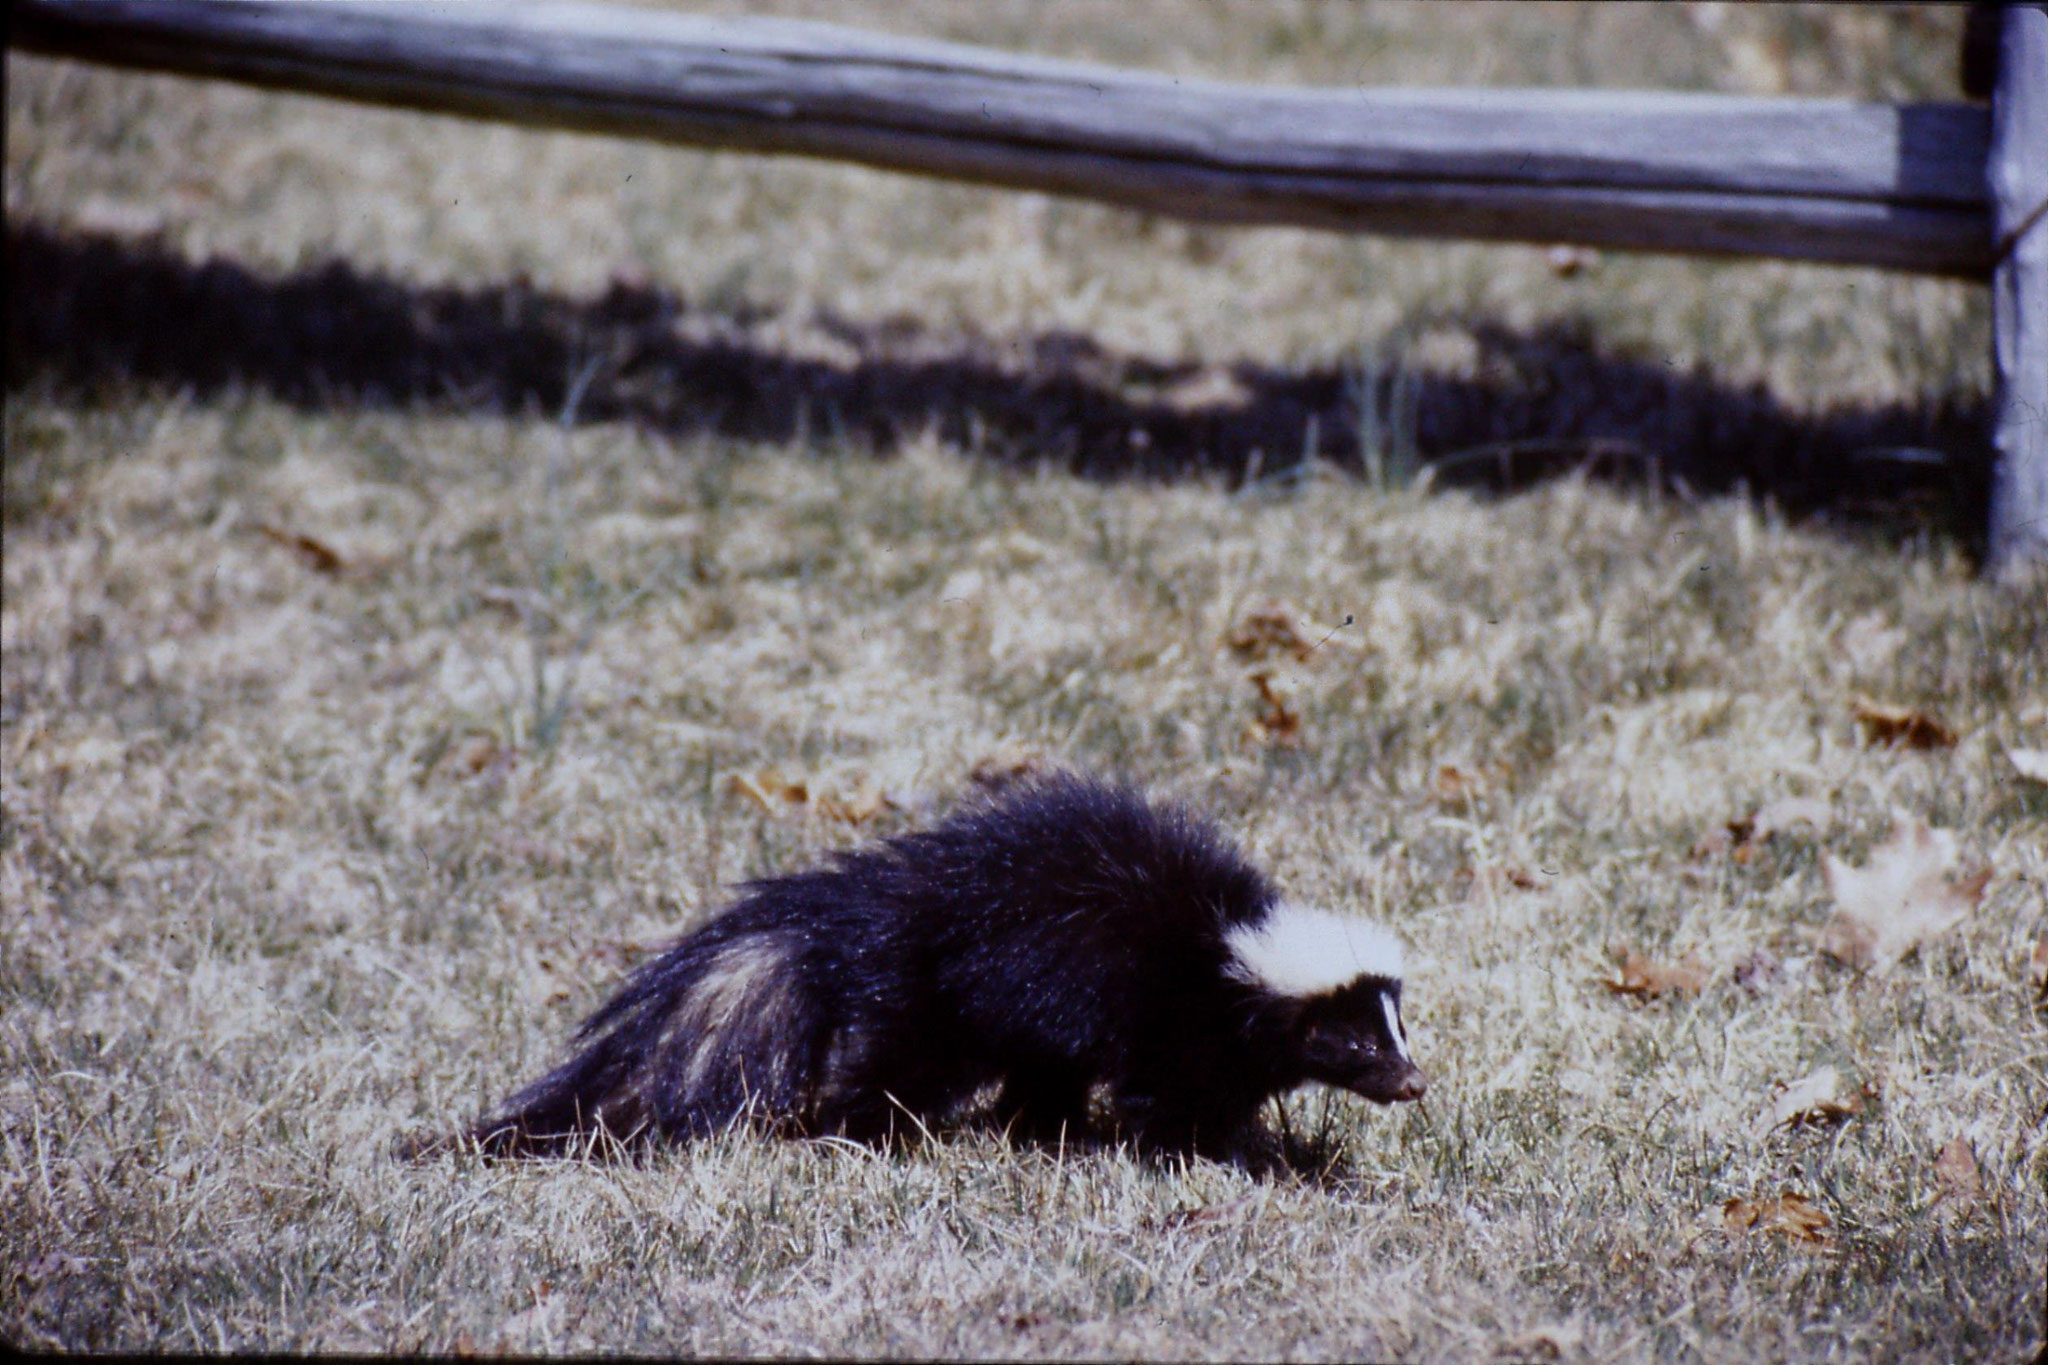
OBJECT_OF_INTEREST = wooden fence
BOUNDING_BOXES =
[12,0,2045,571]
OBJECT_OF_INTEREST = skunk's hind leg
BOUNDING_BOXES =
[806,1022,990,1146]
[990,1061,1093,1146]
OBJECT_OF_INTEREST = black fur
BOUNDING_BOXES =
[434,773,1424,1170]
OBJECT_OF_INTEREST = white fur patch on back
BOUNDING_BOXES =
[1223,902,1406,998]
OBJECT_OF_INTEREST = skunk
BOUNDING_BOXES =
[434,772,1424,1171]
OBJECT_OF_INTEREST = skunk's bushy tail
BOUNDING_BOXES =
[443,913,830,1157]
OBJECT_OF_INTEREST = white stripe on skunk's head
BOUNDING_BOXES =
[1223,902,1406,999]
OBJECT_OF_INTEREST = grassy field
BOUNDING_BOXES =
[5,2,2045,1359]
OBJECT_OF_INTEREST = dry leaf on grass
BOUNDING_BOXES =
[2009,748,2048,784]
[1224,600,1356,663]
[967,742,1053,790]
[1820,818,1988,970]
[815,771,889,824]
[731,768,810,812]
[1432,763,1509,806]
[1603,948,1708,1000]
[258,523,348,576]
[1765,1066,1870,1129]
[1493,1323,1583,1361]
[1694,796,1832,862]
[1929,1137,1984,1212]
[2031,935,2048,1005]
[1456,863,1548,898]
[425,731,513,784]
[1432,764,1481,804]
[1226,600,1318,662]
[1244,669,1302,747]
[1851,698,1957,749]
[732,768,895,824]
[1721,1190,1831,1245]
[1932,1137,1983,1198]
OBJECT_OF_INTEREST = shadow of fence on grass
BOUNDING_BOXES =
[6,222,1990,540]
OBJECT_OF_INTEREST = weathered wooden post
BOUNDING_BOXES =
[1987,3,2048,574]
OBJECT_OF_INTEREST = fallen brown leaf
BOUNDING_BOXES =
[1722,1190,1831,1245]
[1224,600,1356,663]
[731,768,809,813]
[733,767,895,824]
[1694,796,1831,863]
[258,523,348,576]
[815,771,890,824]
[1432,765,1479,804]
[967,742,1052,790]
[2030,935,2048,1005]
[1244,669,1302,748]
[1493,1324,1581,1362]
[1851,698,1957,750]
[1765,1066,1870,1129]
[1456,863,1547,898]
[1930,1136,1984,1210]
[1820,818,1988,970]
[1432,763,1508,806]
[1603,948,1708,1000]
[1225,600,1317,662]
[427,731,512,784]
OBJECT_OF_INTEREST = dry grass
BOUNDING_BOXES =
[4,3,2044,1359]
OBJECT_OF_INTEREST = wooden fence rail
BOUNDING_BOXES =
[9,0,2044,569]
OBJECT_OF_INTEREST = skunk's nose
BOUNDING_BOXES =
[1392,1068,1427,1102]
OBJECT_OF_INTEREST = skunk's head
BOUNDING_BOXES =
[1224,904,1426,1104]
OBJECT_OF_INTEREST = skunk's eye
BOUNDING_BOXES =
[1314,1026,1372,1055]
